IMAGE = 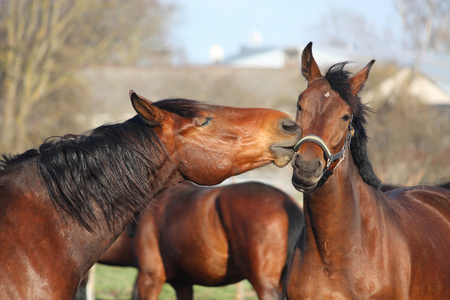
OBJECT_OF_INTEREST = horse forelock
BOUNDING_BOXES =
[325,62,361,116]
[325,62,381,189]
[37,117,169,232]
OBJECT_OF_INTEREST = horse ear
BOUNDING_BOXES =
[348,60,375,96]
[301,42,322,83]
[129,90,165,125]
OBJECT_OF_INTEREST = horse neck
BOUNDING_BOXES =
[303,151,383,265]
[149,159,186,197]
[75,157,184,276]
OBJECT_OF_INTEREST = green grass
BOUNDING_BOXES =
[92,264,258,300]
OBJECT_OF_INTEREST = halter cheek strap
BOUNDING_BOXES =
[294,116,354,175]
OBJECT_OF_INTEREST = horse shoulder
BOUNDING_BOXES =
[0,163,81,298]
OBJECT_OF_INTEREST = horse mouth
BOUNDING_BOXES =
[271,146,296,167]
[270,127,302,167]
[291,176,317,193]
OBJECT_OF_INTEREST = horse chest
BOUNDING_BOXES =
[288,267,393,299]
[287,246,402,300]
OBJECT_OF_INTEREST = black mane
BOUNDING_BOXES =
[2,98,207,232]
[325,62,381,189]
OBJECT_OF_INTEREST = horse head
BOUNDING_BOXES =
[291,42,375,192]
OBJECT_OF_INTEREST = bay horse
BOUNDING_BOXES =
[0,91,301,299]
[286,42,450,299]
[91,181,304,300]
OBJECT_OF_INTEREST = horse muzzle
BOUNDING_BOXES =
[270,123,303,167]
[291,152,325,192]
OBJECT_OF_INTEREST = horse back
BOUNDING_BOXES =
[385,186,450,252]
[385,185,450,223]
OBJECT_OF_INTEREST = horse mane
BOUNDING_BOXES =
[1,149,40,170]
[325,62,381,189]
[3,98,206,232]
[38,117,167,232]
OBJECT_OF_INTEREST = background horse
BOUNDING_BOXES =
[287,42,450,299]
[81,181,304,300]
[0,91,301,299]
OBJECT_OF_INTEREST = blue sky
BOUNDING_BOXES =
[170,0,402,64]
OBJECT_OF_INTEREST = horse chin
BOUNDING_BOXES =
[291,176,318,193]
[190,176,226,186]
[271,147,296,167]
[182,171,226,186]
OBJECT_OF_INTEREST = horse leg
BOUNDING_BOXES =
[242,245,285,300]
[243,215,288,300]
[135,215,166,300]
[249,280,283,300]
[131,276,139,300]
[135,266,166,300]
[172,283,194,300]
[238,243,284,300]
[135,239,166,300]
[75,267,93,300]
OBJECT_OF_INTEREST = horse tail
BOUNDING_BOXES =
[279,195,304,293]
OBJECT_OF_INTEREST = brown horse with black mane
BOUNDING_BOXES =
[286,43,450,299]
[0,91,301,299]
[91,181,303,300]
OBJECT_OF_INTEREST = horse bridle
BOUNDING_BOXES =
[294,115,354,176]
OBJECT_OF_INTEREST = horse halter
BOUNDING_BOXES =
[294,115,354,176]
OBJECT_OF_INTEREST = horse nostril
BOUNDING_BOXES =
[291,153,300,168]
[314,159,324,176]
[280,118,300,134]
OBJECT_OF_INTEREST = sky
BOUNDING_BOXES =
[170,0,403,64]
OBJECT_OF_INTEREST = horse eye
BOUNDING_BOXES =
[342,115,351,121]
[200,117,212,127]
[297,103,303,111]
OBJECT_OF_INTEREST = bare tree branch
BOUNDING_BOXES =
[0,0,176,152]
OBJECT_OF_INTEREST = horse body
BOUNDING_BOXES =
[0,92,301,299]
[288,155,450,299]
[286,42,450,299]
[96,181,304,300]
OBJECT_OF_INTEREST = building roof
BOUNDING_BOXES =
[221,43,450,105]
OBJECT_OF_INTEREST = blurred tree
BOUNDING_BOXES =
[0,0,176,153]
[397,0,450,54]
[367,92,450,185]
[319,10,394,50]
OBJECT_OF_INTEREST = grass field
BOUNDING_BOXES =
[93,264,258,300]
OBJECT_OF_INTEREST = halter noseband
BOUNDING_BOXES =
[294,115,354,176]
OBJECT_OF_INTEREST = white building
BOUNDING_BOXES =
[222,43,450,107]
